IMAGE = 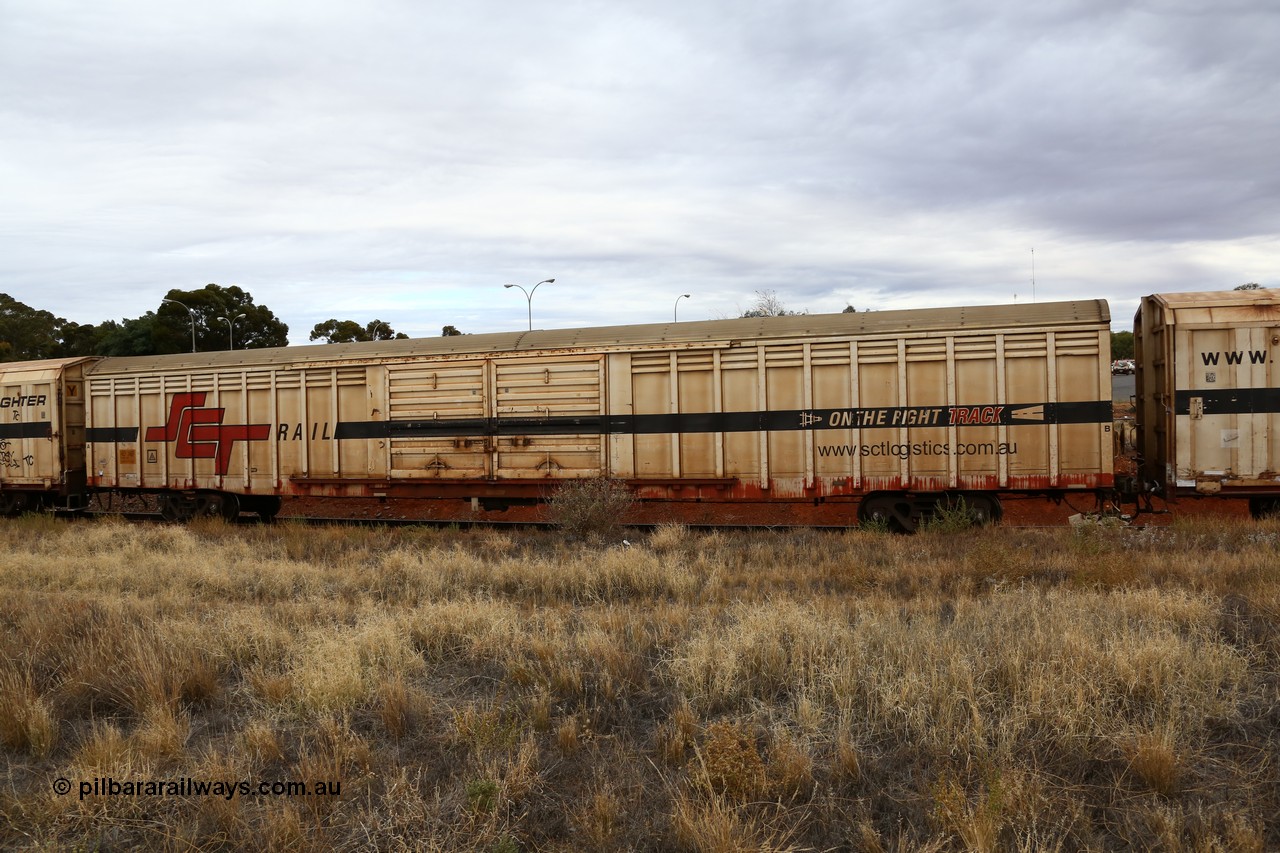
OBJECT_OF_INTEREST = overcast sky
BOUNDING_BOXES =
[2,0,1276,342]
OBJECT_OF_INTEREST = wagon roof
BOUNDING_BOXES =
[1147,288,1280,309]
[89,299,1109,374]
[0,356,97,374]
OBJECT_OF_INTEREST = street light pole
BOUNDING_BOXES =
[674,293,691,322]
[218,313,247,350]
[162,298,197,353]
[503,278,554,331]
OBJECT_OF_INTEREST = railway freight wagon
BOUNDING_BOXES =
[0,299,1114,529]
[0,356,90,514]
[1135,288,1280,515]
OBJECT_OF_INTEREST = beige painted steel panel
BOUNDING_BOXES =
[677,352,716,477]
[765,345,804,480]
[631,352,673,477]
[606,354,635,478]
[1177,324,1272,483]
[720,350,759,480]
[953,338,999,485]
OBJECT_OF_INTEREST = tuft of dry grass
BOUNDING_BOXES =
[0,512,1277,850]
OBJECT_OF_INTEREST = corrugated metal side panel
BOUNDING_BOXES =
[86,363,380,493]
[493,356,603,478]
[618,319,1111,497]
[387,361,487,478]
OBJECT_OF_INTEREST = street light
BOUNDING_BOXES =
[503,278,554,331]
[674,293,691,322]
[218,313,247,350]
[162,298,197,353]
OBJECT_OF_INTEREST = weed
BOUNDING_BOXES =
[1126,727,1181,797]
[696,720,766,802]
[858,515,894,533]
[921,495,984,533]
[545,476,636,543]
[0,667,58,758]
[932,769,1006,853]
[466,778,499,815]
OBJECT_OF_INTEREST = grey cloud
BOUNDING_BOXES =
[1,0,1276,339]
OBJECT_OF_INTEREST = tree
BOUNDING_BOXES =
[1235,282,1262,290]
[1111,331,1134,360]
[92,316,164,356]
[56,320,112,357]
[154,284,289,352]
[442,325,463,336]
[0,293,73,362]
[842,305,857,313]
[739,290,806,318]
[309,319,408,343]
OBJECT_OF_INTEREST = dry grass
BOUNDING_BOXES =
[0,512,1277,850]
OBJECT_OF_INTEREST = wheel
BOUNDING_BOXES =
[1249,497,1280,519]
[214,492,241,522]
[158,492,239,522]
[858,493,919,533]
[159,494,196,522]
[250,496,282,522]
[0,491,31,517]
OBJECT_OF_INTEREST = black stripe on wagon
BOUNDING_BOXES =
[1174,388,1280,416]
[0,422,53,439]
[85,427,140,443]
[335,400,1112,440]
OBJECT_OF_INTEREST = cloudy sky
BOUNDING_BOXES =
[2,0,1276,342]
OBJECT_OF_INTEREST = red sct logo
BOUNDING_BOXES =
[145,393,271,475]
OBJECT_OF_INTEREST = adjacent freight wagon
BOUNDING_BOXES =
[0,357,89,514]
[0,299,1117,529]
[1134,289,1280,516]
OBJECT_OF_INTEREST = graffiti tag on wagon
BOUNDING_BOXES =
[0,439,35,469]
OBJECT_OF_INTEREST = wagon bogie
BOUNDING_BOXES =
[157,491,241,523]
[857,490,1003,533]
